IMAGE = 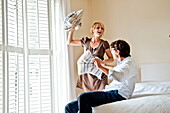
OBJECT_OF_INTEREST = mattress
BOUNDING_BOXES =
[93,82,170,113]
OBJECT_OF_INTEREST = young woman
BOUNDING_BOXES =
[68,22,113,92]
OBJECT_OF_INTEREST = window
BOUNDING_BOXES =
[0,0,54,112]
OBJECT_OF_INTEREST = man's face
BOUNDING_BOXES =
[111,48,118,60]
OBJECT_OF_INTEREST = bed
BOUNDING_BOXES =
[93,62,170,113]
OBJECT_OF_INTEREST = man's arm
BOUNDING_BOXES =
[92,58,110,75]
[101,63,114,70]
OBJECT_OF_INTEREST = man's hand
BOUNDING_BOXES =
[92,58,109,75]
[91,58,102,69]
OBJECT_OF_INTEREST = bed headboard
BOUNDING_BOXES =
[141,62,170,82]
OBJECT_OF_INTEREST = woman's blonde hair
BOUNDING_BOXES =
[90,22,105,37]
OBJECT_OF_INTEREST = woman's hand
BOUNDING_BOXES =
[71,21,79,31]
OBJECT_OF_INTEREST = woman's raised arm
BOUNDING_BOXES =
[67,24,82,46]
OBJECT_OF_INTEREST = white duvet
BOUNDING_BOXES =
[93,82,170,113]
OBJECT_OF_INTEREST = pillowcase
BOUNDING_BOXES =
[64,9,83,30]
[132,81,170,96]
[77,50,103,79]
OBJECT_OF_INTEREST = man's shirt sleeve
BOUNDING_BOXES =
[108,63,130,82]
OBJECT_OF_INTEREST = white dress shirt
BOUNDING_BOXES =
[104,57,138,99]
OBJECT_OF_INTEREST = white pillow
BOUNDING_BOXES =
[132,81,170,96]
[64,9,83,30]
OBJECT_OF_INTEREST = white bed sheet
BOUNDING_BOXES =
[93,82,170,113]
[93,93,170,113]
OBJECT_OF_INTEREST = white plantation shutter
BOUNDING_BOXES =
[0,0,3,112]
[27,0,52,112]
[8,52,24,113]
[0,52,2,112]
[29,55,51,113]
[7,0,24,112]
[27,0,49,50]
[0,0,2,44]
[0,0,54,112]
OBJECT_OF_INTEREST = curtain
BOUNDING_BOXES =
[53,0,76,113]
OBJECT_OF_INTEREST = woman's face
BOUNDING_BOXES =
[92,24,104,37]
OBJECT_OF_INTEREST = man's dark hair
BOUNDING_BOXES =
[110,40,131,57]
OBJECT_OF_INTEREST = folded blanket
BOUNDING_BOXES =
[77,50,103,79]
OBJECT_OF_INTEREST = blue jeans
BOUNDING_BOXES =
[65,90,125,113]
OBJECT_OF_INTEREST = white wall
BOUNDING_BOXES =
[70,0,170,95]
[90,0,170,80]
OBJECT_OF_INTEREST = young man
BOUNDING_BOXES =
[65,40,138,113]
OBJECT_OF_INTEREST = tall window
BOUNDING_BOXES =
[0,0,55,112]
